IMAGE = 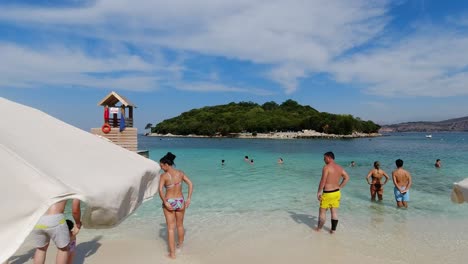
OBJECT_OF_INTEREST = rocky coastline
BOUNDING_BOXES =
[148,129,381,139]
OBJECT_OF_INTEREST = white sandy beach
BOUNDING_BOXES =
[9,209,468,264]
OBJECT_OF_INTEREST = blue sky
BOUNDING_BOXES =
[1,0,468,132]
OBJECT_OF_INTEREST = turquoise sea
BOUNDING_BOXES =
[135,132,468,218]
[69,132,468,242]
[15,132,468,263]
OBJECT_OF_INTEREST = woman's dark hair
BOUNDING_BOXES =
[160,152,176,166]
[374,161,380,169]
[66,219,74,231]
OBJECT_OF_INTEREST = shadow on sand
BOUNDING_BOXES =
[8,236,102,264]
[73,235,103,264]
[8,249,35,264]
[288,211,332,232]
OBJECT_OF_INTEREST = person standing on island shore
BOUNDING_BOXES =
[33,199,81,264]
[366,161,389,201]
[159,152,194,259]
[392,159,412,208]
[315,152,350,234]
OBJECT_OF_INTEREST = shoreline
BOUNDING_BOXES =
[147,130,381,139]
[10,211,468,264]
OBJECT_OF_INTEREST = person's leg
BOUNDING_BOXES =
[330,208,339,234]
[314,208,327,231]
[55,246,69,264]
[402,201,408,208]
[175,209,186,248]
[370,185,376,201]
[394,187,403,207]
[33,244,49,264]
[402,191,409,208]
[67,250,76,264]
[163,207,177,258]
[377,188,384,201]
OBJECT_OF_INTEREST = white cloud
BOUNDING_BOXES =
[331,28,468,97]
[176,82,275,96]
[2,0,468,99]
[0,0,391,94]
[0,43,159,90]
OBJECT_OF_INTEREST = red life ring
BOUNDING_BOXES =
[102,123,111,134]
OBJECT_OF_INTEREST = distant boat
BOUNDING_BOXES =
[426,134,432,138]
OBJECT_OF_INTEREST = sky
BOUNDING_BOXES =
[1,0,468,132]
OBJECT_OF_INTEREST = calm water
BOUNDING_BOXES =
[20,132,468,263]
[132,132,468,221]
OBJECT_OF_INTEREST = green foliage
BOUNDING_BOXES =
[153,100,380,135]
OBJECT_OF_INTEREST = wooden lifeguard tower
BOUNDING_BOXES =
[91,91,138,151]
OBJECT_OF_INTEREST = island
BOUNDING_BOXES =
[147,100,381,139]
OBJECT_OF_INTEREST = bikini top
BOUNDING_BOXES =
[164,172,182,189]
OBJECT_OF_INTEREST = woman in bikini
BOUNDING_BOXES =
[366,161,389,201]
[158,152,194,259]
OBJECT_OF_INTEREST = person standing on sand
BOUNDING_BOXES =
[366,161,389,201]
[33,199,81,264]
[392,159,412,208]
[159,152,194,259]
[315,152,350,234]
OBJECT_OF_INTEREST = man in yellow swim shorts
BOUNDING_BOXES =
[320,189,341,209]
[315,152,349,234]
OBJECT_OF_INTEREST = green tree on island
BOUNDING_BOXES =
[152,100,380,136]
[145,123,153,135]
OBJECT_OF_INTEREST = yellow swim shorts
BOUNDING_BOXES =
[320,189,341,209]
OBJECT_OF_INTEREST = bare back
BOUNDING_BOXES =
[162,170,185,199]
[369,169,387,184]
[322,163,347,191]
[393,168,411,188]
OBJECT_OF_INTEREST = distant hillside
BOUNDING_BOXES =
[152,100,380,136]
[379,116,468,132]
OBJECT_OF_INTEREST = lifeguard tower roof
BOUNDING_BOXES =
[98,91,137,108]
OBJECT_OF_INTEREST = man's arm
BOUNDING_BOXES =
[405,171,412,191]
[392,171,403,193]
[72,199,81,229]
[317,166,328,201]
[340,169,350,188]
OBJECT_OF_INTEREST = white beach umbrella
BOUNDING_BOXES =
[451,178,468,203]
[0,97,160,263]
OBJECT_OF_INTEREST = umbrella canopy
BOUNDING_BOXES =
[0,98,160,263]
[451,178,468,203]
